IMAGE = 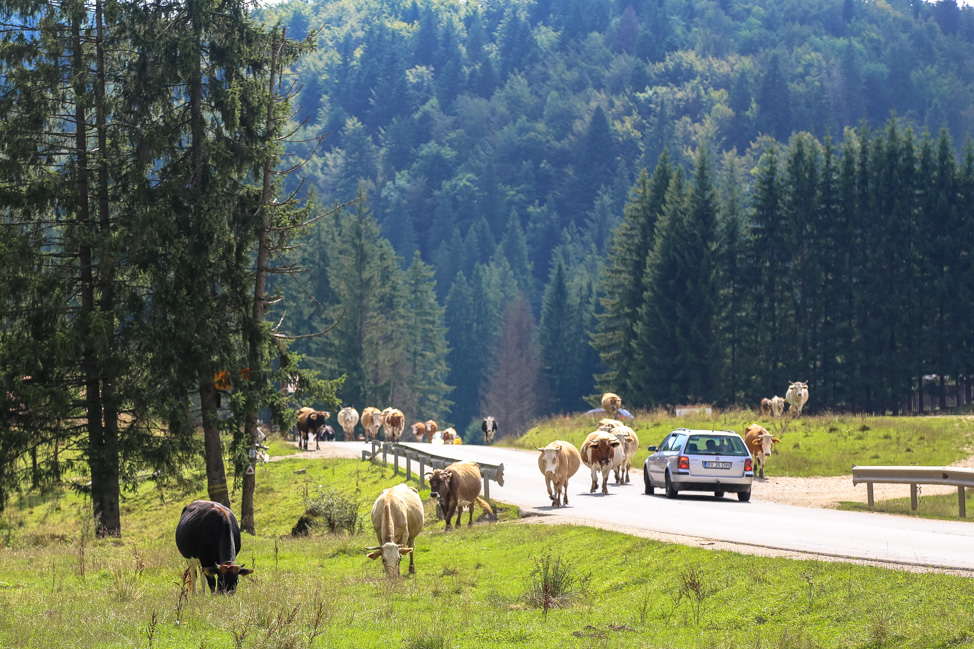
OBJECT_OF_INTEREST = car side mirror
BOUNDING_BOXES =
[647,445,657,452]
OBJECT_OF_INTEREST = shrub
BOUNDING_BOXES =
[301,488,361,535]
[523,552,585,614]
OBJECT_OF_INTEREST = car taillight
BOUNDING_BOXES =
[745,458,753,472]
[678,456,689,470]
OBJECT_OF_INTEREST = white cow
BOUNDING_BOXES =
[536,441,581,507]
[361,407,384,442]
[786,381,809,417]
[365,483,423,578]
[770,395,786,419]
[337,407,359,440]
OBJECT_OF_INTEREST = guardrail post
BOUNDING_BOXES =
[419,457,426,487]
[382,443,389,466]
[960,486,966,518]
[910,484,918,511]
[393,446,401,475]
[866,483,874,507]
[483,472,490,505]
[405,451,412,481]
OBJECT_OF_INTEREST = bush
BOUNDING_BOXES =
[523,552,585,613]
[301,488,361,535]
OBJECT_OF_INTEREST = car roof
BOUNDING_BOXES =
[670,428,742,438]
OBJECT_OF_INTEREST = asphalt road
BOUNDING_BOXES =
[310,441,974,572]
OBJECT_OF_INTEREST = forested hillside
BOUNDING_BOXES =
[260,0,974,433]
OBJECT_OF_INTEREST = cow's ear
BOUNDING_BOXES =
[238,568,254,576]
[399,547,414,556]
[772,437,780,443]
[366,550,382,560]
[610,440,621,446]
[202,566,219,577]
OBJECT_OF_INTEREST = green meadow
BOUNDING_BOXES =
[3,415,974,648]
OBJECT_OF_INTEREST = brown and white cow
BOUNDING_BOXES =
[743,423,780,479]
[296,407,330,450]
[381,408,405,443]
[786,381,809,417]
[611,424,639,484]
[424,420,438,442]
[175,500,254,594]
[482,416,497,445]
[426,461,493,529]
[759,398,772,417]
[410,421,427,443]
[361,407,383,442]
[770,395,786,419]
[601,392,622,420]
[536,441,581,507]
[580,430,624,495]
[338,407,359,441]
[365,483,424,578]
[440,427,457,444]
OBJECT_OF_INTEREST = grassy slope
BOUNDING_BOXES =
[3,417,974,647]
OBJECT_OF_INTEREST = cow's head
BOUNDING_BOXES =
[426,469,453,494]
[537,445,562,474]
[365,541,413,579]
[589,435,621,463]
[202,561,254,594]
[411,422,425,438]
[757,432,780,456]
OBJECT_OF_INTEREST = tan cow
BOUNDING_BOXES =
[365,483,424,578]
[381,408,405,443]
[611,424,639,484]
[743,423,780,479]
[759,398,772,417]
[786,381,809,417]
[536,441,581,507]
[424,420,438,442]
[580,430,624,495]
[337,407,359,440]
[410,421,427,443]
[601,392,622,420]
[426,461,493,529]
[770,395,786,419]
[361,407,383,442]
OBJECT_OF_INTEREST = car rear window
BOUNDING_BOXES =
[686,435,748,456]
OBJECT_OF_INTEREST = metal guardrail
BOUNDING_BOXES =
[852,465,974,517]
[362,440,505,506]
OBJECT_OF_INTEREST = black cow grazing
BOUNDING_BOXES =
[175,500,253,594]
[482,416,497,445]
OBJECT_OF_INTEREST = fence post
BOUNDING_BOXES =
[910,484,918,511]
[959,486,966,518]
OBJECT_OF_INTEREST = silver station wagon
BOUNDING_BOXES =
[643,428,753,502]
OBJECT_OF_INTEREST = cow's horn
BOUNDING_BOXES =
[364,546,381,551]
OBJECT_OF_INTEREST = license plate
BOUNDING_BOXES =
[704,461,731,469]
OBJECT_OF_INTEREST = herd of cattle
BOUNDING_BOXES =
[294,406,499,450]
[177,388,810,589]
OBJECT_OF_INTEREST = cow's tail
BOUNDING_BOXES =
[476,497,494,517]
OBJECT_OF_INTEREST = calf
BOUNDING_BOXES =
[537,441,581,507]
[365,483,424,578]
[175,500,253,594]
[580,430,624,495]
[759,398,772,417]
[482,416,497,445]
[743,423,780,479]
[427,461,493,529]
[770,395,786,418]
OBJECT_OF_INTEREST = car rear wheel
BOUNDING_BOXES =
[664,471,678,499]
[643,465,654,495]
[738,488,751,502]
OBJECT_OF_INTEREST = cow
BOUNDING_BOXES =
[175,500,253,594]
[424,420,438,442]
[786,381,809,417]
[482,416,497,445]
[601,392,622,420]
[580,430,624,495]
[743,423,780,479]
[410,421,427,443]
[337,407,359,441]
[297,408,330,450]
[610,424,639,484]
[759,398,772,417]
[426,461,493,529]
[365,483,424,578]
[381,408,405,443]
[318,424,335,442]
[770,395,786,419]
[536,441,581,507]
[440,427,457,444]
[361,407,383,442]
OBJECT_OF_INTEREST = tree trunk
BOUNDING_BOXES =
[200,377,231,507]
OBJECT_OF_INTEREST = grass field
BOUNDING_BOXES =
[4,415,974,648]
